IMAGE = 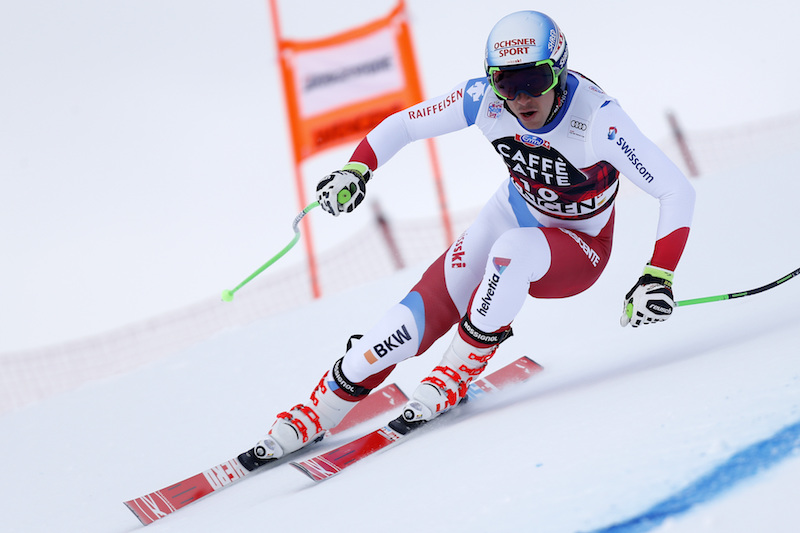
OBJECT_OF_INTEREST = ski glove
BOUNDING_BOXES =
[620,265,675,327]
[316,163,372,217]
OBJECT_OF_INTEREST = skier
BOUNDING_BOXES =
[254,10,695,459]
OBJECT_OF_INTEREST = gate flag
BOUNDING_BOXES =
[268,0,453,298]
[277,2,423,163]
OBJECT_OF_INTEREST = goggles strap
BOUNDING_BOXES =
[544,84,568,125]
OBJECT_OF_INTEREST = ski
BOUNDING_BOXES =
[290,356,543,482]
[123,383,407,525]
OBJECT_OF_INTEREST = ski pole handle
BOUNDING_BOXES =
[676,266,800,307]
[221,202,319,302]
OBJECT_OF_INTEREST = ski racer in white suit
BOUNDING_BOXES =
[254,11,695,460]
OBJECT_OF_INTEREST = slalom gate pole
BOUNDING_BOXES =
[676,266,800,307]
[221,202,319,302]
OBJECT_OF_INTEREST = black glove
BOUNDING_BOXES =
[620,265,675,327]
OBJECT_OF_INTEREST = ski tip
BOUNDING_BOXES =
[517,355,544,373]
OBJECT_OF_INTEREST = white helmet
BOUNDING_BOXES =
[484,11,569,98]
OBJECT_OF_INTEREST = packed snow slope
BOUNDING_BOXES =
[1,148,799,532]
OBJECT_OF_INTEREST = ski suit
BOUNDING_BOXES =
[335,71,695,392]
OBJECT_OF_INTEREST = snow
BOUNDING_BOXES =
[1,155,799,532]
[2,1,800,532]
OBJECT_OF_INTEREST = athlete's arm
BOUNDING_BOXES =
[593,101,696,271]
[347,79,481,171]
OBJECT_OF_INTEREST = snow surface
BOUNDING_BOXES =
[1,154,799,532]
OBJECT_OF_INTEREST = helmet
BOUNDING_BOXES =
[484,11,569,97]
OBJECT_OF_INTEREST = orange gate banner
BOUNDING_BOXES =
[276,2,423,163]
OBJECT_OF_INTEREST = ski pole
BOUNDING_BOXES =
[221,202,319,302]
[676,266,800,307]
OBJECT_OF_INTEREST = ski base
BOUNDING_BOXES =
[290,356,543,482]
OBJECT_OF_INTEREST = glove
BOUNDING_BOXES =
[620,264,675,327]
[316,163,372,217]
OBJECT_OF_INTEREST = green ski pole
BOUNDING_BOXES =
[676,266,800,307]
[221,202,319,302]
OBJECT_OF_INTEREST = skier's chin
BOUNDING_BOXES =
[517,110,543,129]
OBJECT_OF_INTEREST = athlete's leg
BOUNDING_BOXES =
[403,210,615,423]
[256,184,519,457]
[527,210,614,299]
[341,182,520,383]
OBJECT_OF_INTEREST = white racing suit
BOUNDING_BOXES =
[309,71,694,402]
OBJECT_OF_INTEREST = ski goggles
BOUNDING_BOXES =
[488,59,559,100]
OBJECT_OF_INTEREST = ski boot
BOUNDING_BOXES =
[401,319,512,425]
[254,337,392,460]
[253,362,356,460]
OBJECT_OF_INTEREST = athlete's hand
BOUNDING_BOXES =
[620,265,675,327]
[316,164,372,217]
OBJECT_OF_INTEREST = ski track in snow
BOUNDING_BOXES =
[587,419,800,533]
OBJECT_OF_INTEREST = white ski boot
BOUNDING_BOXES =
[254,367,356,460]
[402,331,500,424]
